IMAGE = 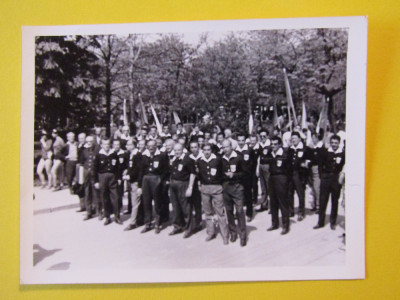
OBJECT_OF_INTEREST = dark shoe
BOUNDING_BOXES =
[330,223,336,230]
[281,227,289,235]
[83,215,92,221]
[310,207,317,212]
[315,209,320,214]
[267,225,279,231]
[104,218,112,226]
[240,238,247,247]
[290,212,295,217]
[169,228,182,236]
[124,224,138,231]
[76,208,85,213]
[246,215,253,222]
[313,224,324,230]
[53,186,61,191]
[141,225,152,233]
[255,207,267,212]
[114,218,122,225]
[230,234,237,243]
[183,231,192,239]
[205,235,216,242]
[123,210,131,215]
[297,215,305,222]
[154,226,161,234]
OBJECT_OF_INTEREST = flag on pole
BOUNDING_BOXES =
[248,98,254,134]
[123,98,128,126]
[172,111,181,125]
[283,68,298,126]
[301,100,307,129]
[150,105,163,135]
[273,100,281,129]
[138,93,148,125]
[316,97,329,134]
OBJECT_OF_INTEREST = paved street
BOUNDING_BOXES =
[33,186,345,272]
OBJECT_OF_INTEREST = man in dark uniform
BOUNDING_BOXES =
[197,143,229,244]
[123,139,144,231]
[78,135,99,220]
[112,139,127,213]
[188,140,203,232]
[94,139,122,225]
[169,143,197,238]
[221,139,249,247]
[141,140,168,233]
[159,138,175,224]
[287,131,312,221]
[253,128,271,212]
[266,136,292,235]
[313,135,345,230]
[236,132,256,222]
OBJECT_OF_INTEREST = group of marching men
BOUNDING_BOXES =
[36,122,345,247]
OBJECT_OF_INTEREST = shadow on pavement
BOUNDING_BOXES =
[33,244,62,266]
[47,262,70,270]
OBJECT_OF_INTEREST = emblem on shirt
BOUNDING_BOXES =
[129,161,133,168]
[230,164,236,172]
[244,154,249,161]
[277,160,282,167]
[119,157,124,164]
[263,149,268,155]
[154,161,159,168]
[298,151,303,158]
[210,168,217,176]
[178,164,183,171]
[111,159,116,166]
[335,157,342,164]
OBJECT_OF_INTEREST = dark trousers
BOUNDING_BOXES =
[169,180,194,233]
[243,177,253,217]
[191,180,202,228]
[222,182,247,240]
[252,174,258,204]
[288,171,306,215]
[318,175,342,226]
[117,181,124,213]
[83,171,99,216]
[269,175,290,229]
[142,174,162,226]
[98,173,119,219]
[160,179,170,224]
[259,164,270,209]
[65,160,77,188]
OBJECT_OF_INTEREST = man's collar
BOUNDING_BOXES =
[189,151,202,161]
[272,147,284,157]
[259,139,270,148]
[201,153,217,163]
[99,148,114,156]
[328,147,342,154]
[291,141,304,150]
[142,148,161,157]
[223,150,238,161]
[130,148,138,157]
[236,144,248,152]
[116,149,125,155]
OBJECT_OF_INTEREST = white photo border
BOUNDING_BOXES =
[20,16,367,284]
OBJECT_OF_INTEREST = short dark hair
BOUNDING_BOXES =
[259,128,269,135]
[291,131,301,138]
[271,136,282,145]
[202,143,212,150]
[237,132,248,139]
[330,134,341,143]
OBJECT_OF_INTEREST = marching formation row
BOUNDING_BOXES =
[36,124,345,247]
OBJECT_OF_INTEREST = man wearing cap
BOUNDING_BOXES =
[197,143,229,244]
[141,140,168,233]
[313,135,345,230]
[221,139,249,247]
[168,143,197,238]
[79,136,100,220]
[266,136,292,235]
[94,139,122,225]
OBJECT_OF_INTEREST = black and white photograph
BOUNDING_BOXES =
[20,17,367,284]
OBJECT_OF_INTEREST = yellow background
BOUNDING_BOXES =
[1,0,399,298]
